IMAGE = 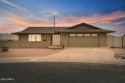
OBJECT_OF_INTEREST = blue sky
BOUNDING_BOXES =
[0,0,125,35]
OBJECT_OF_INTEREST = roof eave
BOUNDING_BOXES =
[11,32,55,34]
[55,30,116,33]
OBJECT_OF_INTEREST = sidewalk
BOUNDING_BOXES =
[0,56,125,65]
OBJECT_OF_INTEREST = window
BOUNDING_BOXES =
[84,34,90,36]
[77,34,83,36]
[91,34,98,36]
[70,34,76,36]
[28,34,41,41]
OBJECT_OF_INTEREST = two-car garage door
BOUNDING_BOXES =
[69,34,99,47]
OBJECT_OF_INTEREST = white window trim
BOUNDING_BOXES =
[28,34,42,42]
[70,34,76,36]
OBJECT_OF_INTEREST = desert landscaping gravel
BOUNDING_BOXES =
[0,48,63,57]
[111,48,125,54]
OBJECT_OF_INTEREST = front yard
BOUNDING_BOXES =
[111,48,125,54]
[0,47,125,65]
[111,48,125,59]
[0,48,62,57]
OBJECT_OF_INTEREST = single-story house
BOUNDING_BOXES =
[12,23,115,48]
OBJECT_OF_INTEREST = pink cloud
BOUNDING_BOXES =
[115,20,125,25]
[79,11,125,24]
[1,11,125,33]
[99,11,125,23]
[7,16,52,26]
[100,21,111,24]
[7,16,80,27]
[100,17,115,21]
[79,16,99,23]
[7,11,125,26]
[56,21,78,26]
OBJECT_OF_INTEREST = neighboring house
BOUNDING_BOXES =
[0,34,18,41]
[12,23,115,48]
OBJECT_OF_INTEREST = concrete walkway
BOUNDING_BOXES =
[0,47,125,65]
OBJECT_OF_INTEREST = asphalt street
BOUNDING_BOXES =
[0,62,125,83]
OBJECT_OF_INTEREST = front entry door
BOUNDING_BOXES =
[52,35,60,45]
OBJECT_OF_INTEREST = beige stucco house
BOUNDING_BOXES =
[12,23,115,48]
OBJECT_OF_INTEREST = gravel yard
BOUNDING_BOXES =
[0,48,63,57]
[111,48,125,54]
[111,48,125,59]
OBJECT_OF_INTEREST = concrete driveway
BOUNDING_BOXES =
[40,48,117,62]
[0,47,125,65]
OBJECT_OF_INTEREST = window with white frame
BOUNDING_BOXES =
[28,34,41,41]
[70,34,76,36]
[77,34,83,36]
[84,34,90,36]
[91,34,98,36]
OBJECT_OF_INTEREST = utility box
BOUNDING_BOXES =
[1,47,9,52]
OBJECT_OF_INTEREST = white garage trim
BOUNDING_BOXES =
[77,34,83,36]
[91,34,98,36]
[70,34,76,36]
[84,34,90,36]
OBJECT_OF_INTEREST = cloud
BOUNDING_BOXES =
[56,21,78,26]
[77,11,125,24]
[7,15,80,27]
[1,10,125,33]
[100,21,111,24]
[0,10,16,17]
[1,0,28,12]
[115,20,125,25]
[6,11,125,27]
[0,24,25,33]
[57,11,125,25]
[40,10,59,16]
[79,16,99,23]
[1,1,125,34]
[100,17,115,21]
[100,11,125,21]
[7,16,53,26]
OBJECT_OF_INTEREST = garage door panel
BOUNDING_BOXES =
[69,36,98,47]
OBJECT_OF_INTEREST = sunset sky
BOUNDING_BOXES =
[0,0,125,35]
